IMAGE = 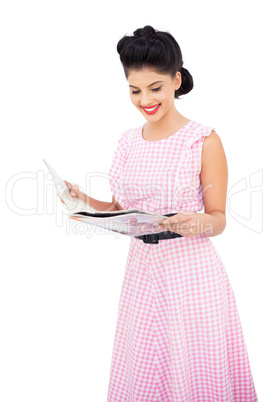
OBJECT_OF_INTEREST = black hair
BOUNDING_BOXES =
[117,25,193,99]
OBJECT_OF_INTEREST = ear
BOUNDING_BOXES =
[174,71,182,91]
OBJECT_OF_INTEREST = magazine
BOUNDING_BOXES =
[43,159,168,237]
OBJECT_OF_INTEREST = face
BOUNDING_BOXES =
[127,67,181,122]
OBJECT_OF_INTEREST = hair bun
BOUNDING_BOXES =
[133,25,157,39]
[176,66,194,97]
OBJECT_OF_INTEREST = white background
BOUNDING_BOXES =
[1,1,267,401]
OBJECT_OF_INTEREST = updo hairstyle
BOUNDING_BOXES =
[117,25,193,99]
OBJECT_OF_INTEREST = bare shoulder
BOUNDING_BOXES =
[201,130,227,169]
[203,130,223,149]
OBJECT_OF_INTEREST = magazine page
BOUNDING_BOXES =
[43,159,96,214]
[70,211,167,236]
[70,209,165,217]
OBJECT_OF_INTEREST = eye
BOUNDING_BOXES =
[131,90,141,95]
[152,86,162,92]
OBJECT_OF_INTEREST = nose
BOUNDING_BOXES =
[140,91,153,107]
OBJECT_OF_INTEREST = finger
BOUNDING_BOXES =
[160,218,174,226]
[161,214,190,226]
[57,194,64,203]
[161,215,182,226]
[163,221,192,234]
[161,223,179,232]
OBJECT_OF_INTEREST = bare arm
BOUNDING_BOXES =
[78,192,120,211]
[200,130,228,236]
[64,181,124,212]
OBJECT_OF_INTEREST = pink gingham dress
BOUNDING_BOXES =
[107,120,258,401]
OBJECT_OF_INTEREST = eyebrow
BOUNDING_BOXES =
[129,80,164,89]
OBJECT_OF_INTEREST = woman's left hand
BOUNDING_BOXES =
[159,212,206,238]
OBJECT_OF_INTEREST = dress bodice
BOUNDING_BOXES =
[109,120,214,215]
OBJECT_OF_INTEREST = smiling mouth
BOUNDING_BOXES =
[141,104,161,115]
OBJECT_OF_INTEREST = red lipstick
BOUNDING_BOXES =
[141,104,161,115]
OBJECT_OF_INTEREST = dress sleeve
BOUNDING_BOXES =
[108,129,132,210]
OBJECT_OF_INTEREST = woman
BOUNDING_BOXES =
[65,26,258,401]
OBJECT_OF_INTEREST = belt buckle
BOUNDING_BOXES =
[142,234,159,244]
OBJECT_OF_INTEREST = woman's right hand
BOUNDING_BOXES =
[64,180,80,198]
[57,181,81,204]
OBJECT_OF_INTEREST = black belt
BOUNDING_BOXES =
[134,213,183,244]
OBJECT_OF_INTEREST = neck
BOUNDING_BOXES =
[145,105,187,135]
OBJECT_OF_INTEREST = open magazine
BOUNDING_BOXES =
[43,159,168,237]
